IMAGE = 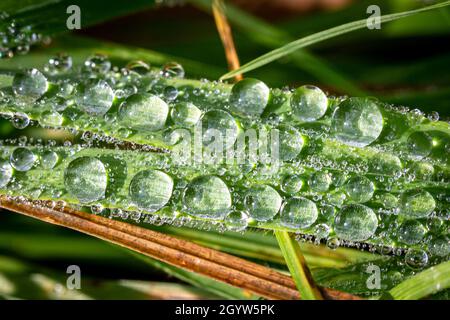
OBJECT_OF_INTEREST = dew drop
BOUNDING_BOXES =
[76,80,114,115]
[290,85,328,122]
[397,220,427,245]
[405,249,428,270]
[400,190,435,218]
[201,110,238,147]
[64,157,107,203]
[44,53,72,74]
[0,160,13,188]
[326,237,340,250]
[278,126,304,161]
[244,185,281,222]
[118,93,168,131]
[40,110,63,127]
[331,97,383,147]
[129,170,173,212]
[224,210,249,232]
[406,131,432,160]
[41,150,58,169]
[11,113,30,129]
[428,237,449,258]
[162,62,185,78]
[308,171,332,192]
[183,175,231,219]
[334,204,378,241]
[280,197,318,229]
[171,102,201,127]
[345,176,375,203]
[12,68,48,101]
[10,147,36,171]
[281,175,303,194]
[229,78,270,117]
[84,54,111,73]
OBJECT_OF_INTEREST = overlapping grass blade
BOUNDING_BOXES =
[221,1,450,80]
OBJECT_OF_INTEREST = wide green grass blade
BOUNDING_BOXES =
[221,1,450,80]
[275,231,323,300]
[388,260,450,300]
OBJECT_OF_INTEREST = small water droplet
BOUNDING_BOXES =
[129,170,173,212]
[280,197,318,229]
[244,185,281,222]
[10,147,36,171]
[229,78,270,117]
[334,204,378,241]
[290,85,328,122]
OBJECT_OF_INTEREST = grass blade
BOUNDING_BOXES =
[388,260,450,300]
[221,1,450,80]
[275,231,323,300]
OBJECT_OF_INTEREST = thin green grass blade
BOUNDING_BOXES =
[275,230,323,300]
[191,0,366,95]
[221,1,450,80]
[388,260,450,300]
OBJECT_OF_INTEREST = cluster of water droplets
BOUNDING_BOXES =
[0,54,448,269]
[0,11,50,58]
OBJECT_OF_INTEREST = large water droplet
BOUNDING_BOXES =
[0,160,13,188]
[334,204,378,241]
[400,190,435,218]
[183,175,231,219]
[290,85,328,122]
[64,157,107,203]
[280,197,318,229]
[331,97,383,147]
[10,147,36,171]
[244,185,281,222]
[76,80,114,115]
[278,126,304,161]
[171,102,201,127]
[229,78,270,117]
[398,220,427,245]
[162,62,185,78]
[406,132,432,159]
[345,176,375,203]
[12,68,48,101]
[201,110,238,147]
[129,170,173,212]
[11,113,30,129]
[118,93,168,131]
[308,171,332,192]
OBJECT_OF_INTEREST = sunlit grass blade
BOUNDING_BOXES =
[388,260,450,300]
[275,231,323,300]
[221,1,450,80]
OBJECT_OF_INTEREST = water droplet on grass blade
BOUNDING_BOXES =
[76,80,114,115]
[278,126,304,161]
[280,197,318,229]
[12,68,48,101]
[163,62,184,78]
[0,160,13,187]
[183,175,231,219]
[244,185,281,222]
[281,175,303,194]
[229,78,270,117]
[41,150,58,169]
[224,210,249,232]
[44,53,72,74]
[398,220,427,245]
[345,176,375,203]
[171,102,201,127]
[84,54,111,73]
[406,131,432,159]
[400,190,435,218]
[11,113,30,129]
[331,97,383,147]
[428,237,449,257]
[290,85,328,122]
[308,171,332,192]
[129,170,173,212]
[10,147,36,171]
[405,249,428,270]
[118,93,168,131]
[40,110,63,127]
[201,110,238,148]
[334,204,378,241]
[64,157,107,203]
